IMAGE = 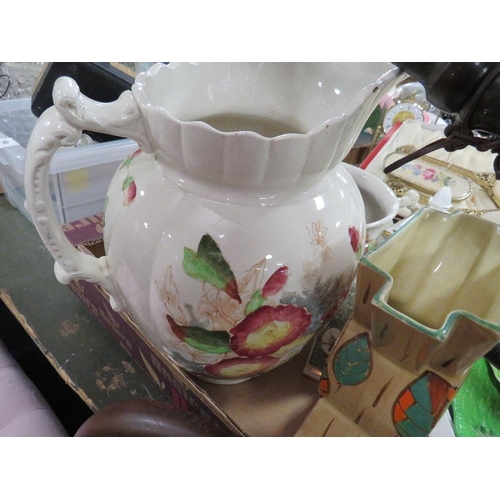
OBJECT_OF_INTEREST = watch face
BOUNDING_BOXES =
[383,102,424,132]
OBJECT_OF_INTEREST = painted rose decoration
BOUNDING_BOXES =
[349,226,360,254]
[230,304,311,357]
[122,175,137,206]
[155,219,358,381]
[120,149,142,207]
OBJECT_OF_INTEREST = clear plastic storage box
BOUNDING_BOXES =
[0,97,138,224]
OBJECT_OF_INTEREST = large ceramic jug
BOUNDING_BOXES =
[25,62,402,383]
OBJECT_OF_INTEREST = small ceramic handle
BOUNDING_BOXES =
[25,77,153,311]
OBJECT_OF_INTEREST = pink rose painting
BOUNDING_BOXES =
[122,175,137,206]
[120,149,142,207]
[230,304,312,358]
[423,168,436,181]
[161,224,350,380]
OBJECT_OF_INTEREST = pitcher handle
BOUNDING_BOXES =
[25,77,153,311]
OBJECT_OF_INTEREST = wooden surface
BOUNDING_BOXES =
[0,195,171,411]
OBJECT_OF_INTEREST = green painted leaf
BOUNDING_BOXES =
[183,234,241,303]
[332,332,372,386]
[122,174,135,190]
[120,157,132,169]
[167,315,231,354]
[245,290,265,315]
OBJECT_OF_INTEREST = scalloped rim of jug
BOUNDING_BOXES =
[132,62,403,141]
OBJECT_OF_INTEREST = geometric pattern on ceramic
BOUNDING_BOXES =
[304,313,457,437]
[298,208,500,436]
[392,371,456,437]
[331,331,372,386]
[302,317,407,436]
[361,209,500,432]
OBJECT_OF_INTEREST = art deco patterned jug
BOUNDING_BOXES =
[297,208,500,436]
[25,63,402,383]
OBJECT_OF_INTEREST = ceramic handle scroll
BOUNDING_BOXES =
[52,76,153,152]
[25,103,126,311]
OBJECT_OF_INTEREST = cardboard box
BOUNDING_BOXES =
[62,215,320,437]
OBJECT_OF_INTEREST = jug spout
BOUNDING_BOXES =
[132,62,403,189]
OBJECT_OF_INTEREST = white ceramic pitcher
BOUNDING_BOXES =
[25,62,402,383]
